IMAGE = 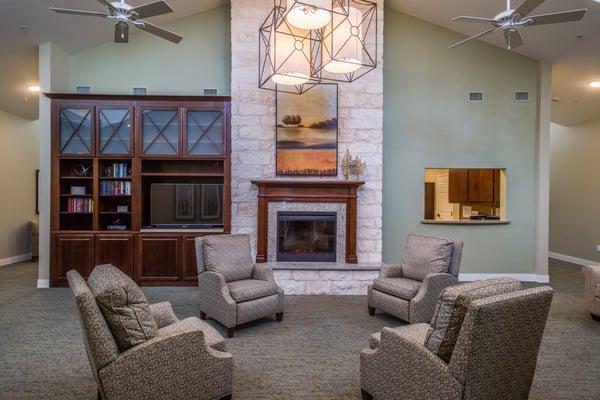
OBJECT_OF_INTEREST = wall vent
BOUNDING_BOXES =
[514,91,529,101]
[76,86,91,94]
[468,91,484,102]
[204,89,218,95]
[132,87,147,96]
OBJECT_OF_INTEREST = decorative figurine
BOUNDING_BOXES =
[341,149,367,180]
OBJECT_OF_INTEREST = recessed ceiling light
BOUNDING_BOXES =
[590,81,600,88]
[27,85,41,92]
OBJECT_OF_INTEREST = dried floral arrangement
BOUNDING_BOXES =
[341,149,367,180]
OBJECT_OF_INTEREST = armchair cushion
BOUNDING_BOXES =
[373,277,422,300]
[401,235,453,281]
[426,278,524,363]
[203,234,254,282]
[227,279,279,302]
[88,264,158,352]
[158,316,226,352]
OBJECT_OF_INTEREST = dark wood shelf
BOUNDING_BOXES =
[100,176,132,180]
[61,194,92,197]
[100,212,132,215]
[60,212,93,215]
[61,176,93,180]
[99,194,131,197]
[141,172,224,177]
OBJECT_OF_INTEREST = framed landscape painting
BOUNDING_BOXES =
[276,84,338,176]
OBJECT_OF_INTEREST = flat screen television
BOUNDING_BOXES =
[149,183,223,229]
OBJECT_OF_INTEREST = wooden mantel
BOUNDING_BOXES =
[251,179,365,264]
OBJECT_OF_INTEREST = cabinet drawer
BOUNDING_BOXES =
[95,234,134,278]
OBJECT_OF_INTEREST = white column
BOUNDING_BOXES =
[535,60,552,283]
[37,42,69,288]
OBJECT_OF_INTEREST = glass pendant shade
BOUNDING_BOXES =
[286,0,331,30]
[323,6,363,74]
[270,24,312,86]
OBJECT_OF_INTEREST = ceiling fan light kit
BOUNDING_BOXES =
[259,0,378,95]
[450,0,587,51]
[49,0,183,44]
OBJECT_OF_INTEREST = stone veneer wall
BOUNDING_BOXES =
[230,0,384,262]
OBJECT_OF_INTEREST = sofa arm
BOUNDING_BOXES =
[360,327,462,400]
[252,263,275,282]
[149,302,179,329]
[100,330,233,400]
[379,263,403,279]
[410,273,458,323]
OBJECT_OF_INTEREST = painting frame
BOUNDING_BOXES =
[276,83,339,176]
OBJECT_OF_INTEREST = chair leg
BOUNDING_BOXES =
[200,311,206,320]
[368,307,375,316]
[97,390,102,400]
[220,395,232,400]
[276,312,283,322]
[592,313,600,322]
[361,389,373,400]
[227,327,236,338]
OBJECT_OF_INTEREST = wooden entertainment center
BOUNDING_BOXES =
[47,94,231,287]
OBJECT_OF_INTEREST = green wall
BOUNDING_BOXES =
[383,9,540,274]
[69,6,231,95]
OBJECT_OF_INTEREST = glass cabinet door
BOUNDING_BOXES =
[141,109,180,156]
[186,110,224,156]
[59,108,93,155]
[99,108,132,155]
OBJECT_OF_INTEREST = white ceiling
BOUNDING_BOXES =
[1,0,600,125]
[0,0,226,119]
[388,0,600,125]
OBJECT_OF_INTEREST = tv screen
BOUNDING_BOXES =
[150,183,223,228]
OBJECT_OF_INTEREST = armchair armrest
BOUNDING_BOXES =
[100,330,233,400]
[410,273,458,323]
[582,265,600,283]
[379,263,403,279]
[252,263,275,282]
[198,271,235,304]
[198,271,237,327]
[360,328,462,400]
[149,302,179,329]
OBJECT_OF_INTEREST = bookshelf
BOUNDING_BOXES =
[48,94,231,287]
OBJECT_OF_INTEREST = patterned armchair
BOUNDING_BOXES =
[368,234,463,323]
[196,234,284,338]
[361,282,554,400]
[67,269,233,400]
[583,265,600,321]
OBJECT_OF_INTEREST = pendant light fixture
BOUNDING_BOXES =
[259,0,377,94]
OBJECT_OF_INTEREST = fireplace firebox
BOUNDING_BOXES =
[277,212,337,262]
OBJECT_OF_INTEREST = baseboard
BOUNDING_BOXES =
[37,279,49,289]
[548,251,600,266]
[459,273,549,283]
[0,253,32,267]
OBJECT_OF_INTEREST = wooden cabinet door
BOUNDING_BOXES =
[182,235,203,282]
[493,169,501,204]
[138,107,181,157]
[53,234,94,284]
[97,107,133,156]
[468,169,494,203]
[184,108,225,157]
[57,107,94,156]
[95,234,134,278]
[137,235,181,283]
[448,169,468,203]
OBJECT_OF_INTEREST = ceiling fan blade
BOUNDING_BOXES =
[450,28,499,48]
[49,7,109,17]
[114,21,129,43]
[504,28,524,50]
[526,9,587,26]
[513,0,546,17]
[96,0,116,10]
[131,0,174,19]
[136,21,182,43]
[452,16,496,24]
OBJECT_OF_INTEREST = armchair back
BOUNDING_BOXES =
[448,240,464,277]
[66,270,119,383]
[449,286,553,400]
[195,234,254,282]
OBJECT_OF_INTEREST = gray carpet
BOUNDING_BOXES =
[0,260,598,399]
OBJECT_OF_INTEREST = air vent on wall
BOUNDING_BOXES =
[76,86,91,94]
[204,89,218,95]
[468,91,484,102]
[514,91,529,101]
[132,87,147,96]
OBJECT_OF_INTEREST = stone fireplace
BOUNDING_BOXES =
[277,212,337,262]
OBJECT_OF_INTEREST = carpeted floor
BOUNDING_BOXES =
[0,259,599,399]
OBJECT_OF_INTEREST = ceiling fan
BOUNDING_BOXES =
[49,0,183,44]
[450,0,587,50]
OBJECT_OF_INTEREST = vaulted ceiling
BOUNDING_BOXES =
[1,0,600,125]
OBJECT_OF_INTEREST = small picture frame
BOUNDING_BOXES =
[116,205,129,213]
[70,186,86,195]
